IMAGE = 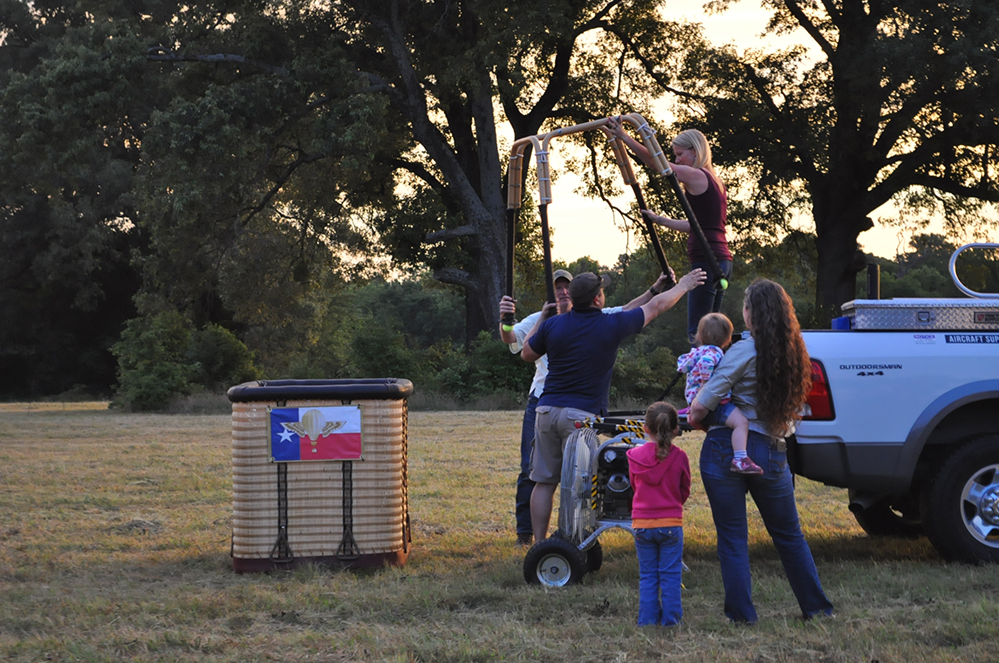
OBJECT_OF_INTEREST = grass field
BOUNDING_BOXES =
[1,404,997,662]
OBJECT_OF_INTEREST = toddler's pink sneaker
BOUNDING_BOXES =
[731,457,764,475]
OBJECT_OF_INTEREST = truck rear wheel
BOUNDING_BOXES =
[849,489,923,538]
[923,436,999,563]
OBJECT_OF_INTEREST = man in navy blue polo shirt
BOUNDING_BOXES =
[521,268,705,544]
[499,270,672,546]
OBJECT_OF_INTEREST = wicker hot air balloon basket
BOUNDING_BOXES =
[227,379,413,572]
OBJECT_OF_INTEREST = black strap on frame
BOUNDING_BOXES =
[270,463,293,562]
[337,460,360,558]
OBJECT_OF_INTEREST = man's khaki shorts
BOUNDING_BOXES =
[529,405,595,484]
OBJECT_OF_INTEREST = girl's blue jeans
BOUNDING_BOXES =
[699,428,834,623]
[634,526,684,626]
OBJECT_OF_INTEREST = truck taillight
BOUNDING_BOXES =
[803,359,834,420]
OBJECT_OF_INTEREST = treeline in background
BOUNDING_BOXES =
[3,1,998,410]
[5,228,996,412]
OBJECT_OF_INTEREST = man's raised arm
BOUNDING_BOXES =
[639,269,706,327]
[622,272,674,311]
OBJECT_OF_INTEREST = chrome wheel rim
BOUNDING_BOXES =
[536,553,572,586]
[960,463,999,548]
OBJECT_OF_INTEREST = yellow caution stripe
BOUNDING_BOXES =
[579,416,648,436]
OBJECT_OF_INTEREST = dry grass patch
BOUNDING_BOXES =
[1,407,997,662]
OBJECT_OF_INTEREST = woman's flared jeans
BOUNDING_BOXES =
[700,428,833,623]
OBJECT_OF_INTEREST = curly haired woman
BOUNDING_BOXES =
[688,279,834,624]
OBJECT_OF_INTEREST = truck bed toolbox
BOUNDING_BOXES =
[842,298,999,331]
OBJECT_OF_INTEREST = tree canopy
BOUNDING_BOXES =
[2,0,998,402]
[0,0,707,398]
[631,0,999,315]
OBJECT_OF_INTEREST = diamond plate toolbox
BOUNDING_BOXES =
[842,298,999,331]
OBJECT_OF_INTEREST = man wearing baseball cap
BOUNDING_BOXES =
[498,269,672,546]
[520,267,706,544]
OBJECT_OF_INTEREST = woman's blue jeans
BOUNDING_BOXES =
[687,259,733,343]
[634,526,684,626]
[699,428,833,623]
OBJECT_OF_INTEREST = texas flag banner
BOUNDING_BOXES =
[268,405,363,462]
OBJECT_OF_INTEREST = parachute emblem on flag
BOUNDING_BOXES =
[282,409,347,452]
[268,405,364,462]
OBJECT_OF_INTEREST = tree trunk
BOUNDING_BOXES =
[463,208,507,346]
[811,176,875,324]
[480,215,507,336]
[432,202,507,347]
[814,224,864,322]
[365,1,577,346]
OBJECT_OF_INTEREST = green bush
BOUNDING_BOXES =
[188,324,261,390]
[611,346,679,407]
[414,340,465,397]
[881,264,955,298]
[112,311,259,411]
[350,319,431,382]
[112,311,197,411]
[464,331,535,398]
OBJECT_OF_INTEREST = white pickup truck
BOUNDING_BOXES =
[792,244,999,563]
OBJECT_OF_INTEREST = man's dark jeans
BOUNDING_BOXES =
[515,393,539,536]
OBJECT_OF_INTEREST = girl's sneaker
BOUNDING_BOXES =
[731,457,764,474]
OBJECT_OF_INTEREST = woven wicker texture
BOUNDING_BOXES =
[232,399,408,559]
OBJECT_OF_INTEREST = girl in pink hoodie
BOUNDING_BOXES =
[626,401,691,626]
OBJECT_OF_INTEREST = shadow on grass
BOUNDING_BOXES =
[677,532,943,565]
[807,531,941,563]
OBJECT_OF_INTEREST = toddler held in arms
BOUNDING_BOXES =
[677,313,760,474]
